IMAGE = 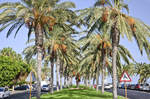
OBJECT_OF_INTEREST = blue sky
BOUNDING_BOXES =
[0,0,150,84]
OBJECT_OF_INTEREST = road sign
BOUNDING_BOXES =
[120,71,131,82]
[120,71,131,99]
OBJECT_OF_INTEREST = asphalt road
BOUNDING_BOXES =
[106,88,150,99]
[8,88,150,99]
[9,91,30,99]
[8,87,57,99]
[8,90,47,99]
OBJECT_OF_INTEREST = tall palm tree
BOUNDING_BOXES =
[0,0,78,97]
[78,0,150,98]
[79,34,111,92]
[44,26,79,93]
[79,32,135,93]
[0,0,56,98]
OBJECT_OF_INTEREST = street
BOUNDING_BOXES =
[106,88,150,99]
[8,90,30,99]
[8,90,47,99]
[8,87,57,99]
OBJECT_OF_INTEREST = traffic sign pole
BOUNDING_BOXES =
[124,82,127,99]
[29,72,32,99]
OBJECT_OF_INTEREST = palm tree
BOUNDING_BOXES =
[0,0,78,97]
[79,34,111,92]
[135,63,150,84]
[78,0,150,98]
[79,33,134,93]
[0,0,56,98]
[44,27,79,93]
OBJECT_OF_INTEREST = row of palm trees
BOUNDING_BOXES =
[0,0,150,99]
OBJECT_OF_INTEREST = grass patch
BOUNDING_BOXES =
[32,87,124,99]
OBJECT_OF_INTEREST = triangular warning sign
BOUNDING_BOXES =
[120,71,131,82]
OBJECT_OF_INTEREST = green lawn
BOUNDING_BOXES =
[32,88,124,99]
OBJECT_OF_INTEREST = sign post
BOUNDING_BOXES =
[29,72,32,99]
[120,71,132,99]
[124,82,127,99]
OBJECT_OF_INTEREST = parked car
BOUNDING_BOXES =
[14,85,29,90]
[104,84,112,90]
[130,84,136,90]
[121,84,125,89]
[127,84,131,89]
[139,84,144,90]
[32,84,36,90]
[142,83,150,91]
[135,84,143,90]
[41,85,50,91]
[0,87,10,99]
[118,84,122,88]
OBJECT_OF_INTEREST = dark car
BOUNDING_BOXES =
[130,84,136,90]
[121,84,125,89]
[127,84,131,89]
[14,85,29,90]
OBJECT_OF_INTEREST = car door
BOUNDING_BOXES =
[145,84,149,91]
[3,88,7,98]
[4,88,9,97]
[143,84,148,91]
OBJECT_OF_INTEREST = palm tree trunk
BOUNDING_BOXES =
[67,76,69,88]
[76,80,79,88]
[88,75,91,87]
[64,66,68,88]
[112,23,120,99]
[102,50,106,94]
[96,66,100,92]
[93,76,95,85]
[60,61,63,90]
[36,44,42,99]
[84,77,86,85]
[69,76,72,87]
[56,57,60,91]
[64,76,67,88]
[12,85,14,91]
[35,24,43,99]
[60,73,63,90]
[70,77,73,86]
[86,76,88,87]
[50,61,54,94]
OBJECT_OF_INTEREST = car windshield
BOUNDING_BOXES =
[0,88,4,92]
[43,85,49,87]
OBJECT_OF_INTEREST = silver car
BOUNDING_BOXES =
[0,87,10,99]
[142,83,150,91]
[104,84,113,90]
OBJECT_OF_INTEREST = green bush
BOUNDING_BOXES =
[0,56,30,87]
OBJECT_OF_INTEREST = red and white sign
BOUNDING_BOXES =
[120,71,131,82]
